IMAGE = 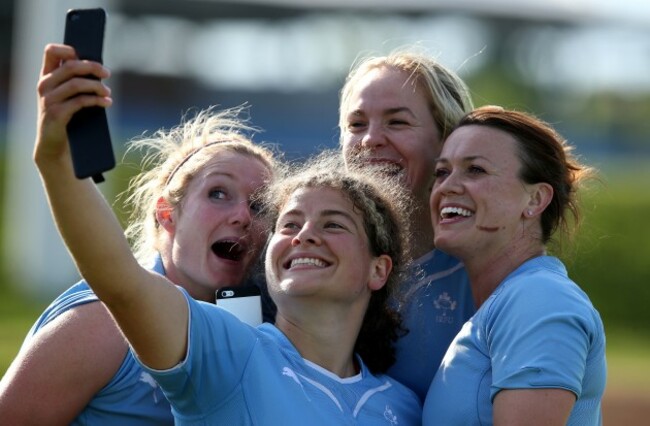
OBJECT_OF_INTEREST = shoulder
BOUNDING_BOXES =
[495,257,596,316]
[407,249,468,290]
[0,302,128,423]
[30,302,128,365]
[483,257,603,339]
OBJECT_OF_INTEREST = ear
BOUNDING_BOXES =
[155,197,175,233]
[525,182,553,217]
[368,254,392,291]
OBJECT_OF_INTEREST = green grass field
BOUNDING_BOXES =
[0,284,47,374]
[605,329,650,392]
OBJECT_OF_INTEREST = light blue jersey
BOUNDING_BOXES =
[424,256,606,425]
[23,258,172,426]
[388,249,475,400]
[143,290,422,425]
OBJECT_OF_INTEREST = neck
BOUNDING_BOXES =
[274,301,364,378]
[160,252,215,303]
[411,202,435,259]
[465,241,545,308]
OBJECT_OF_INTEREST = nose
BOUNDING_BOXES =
[230,200,252,228]
[360,122,387,150]
[433,170,463,197]
[291,223,321,247]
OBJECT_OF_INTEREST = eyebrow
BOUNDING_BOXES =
[350,106,416,118]
[322,209,358,224]
[434,155,489,164]
[204,170,235,180]
[280,208,359,228]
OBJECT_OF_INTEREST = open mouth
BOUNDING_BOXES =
[440,206,474,220]
[283,257,330,270]
[364,159,403,177]
[211,240,245,261]
[376,163,403,177]
[349,155,403,177]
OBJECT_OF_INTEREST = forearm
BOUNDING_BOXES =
[32,43,188,369]
[36,154,138,305]
[35,146,188,368]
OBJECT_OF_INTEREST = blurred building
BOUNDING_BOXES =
[2,0,650,299]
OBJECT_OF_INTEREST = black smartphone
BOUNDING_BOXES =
[216,286,263,326]
[63,8,115,183]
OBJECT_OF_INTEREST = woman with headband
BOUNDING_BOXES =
[20,37,422,421]
[0,43,280,425]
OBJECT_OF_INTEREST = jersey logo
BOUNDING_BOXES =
[139,372,162,403]
[433,292,457,324]
[384,405,398,425]
[282,367,312,402]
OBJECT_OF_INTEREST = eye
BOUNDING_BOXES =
[468,165,486,174]
[249,200,263,215]
[209,189,226,200]
[388,118,409,126]
[280,221,300,230]
[325,221,345,230]
[347,120,366,130]
[434,167,450,179]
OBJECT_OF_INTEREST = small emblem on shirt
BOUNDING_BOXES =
[384,405,398,425]
[139,372,161,403]
[282,367,301,385]
[433,292,457,324]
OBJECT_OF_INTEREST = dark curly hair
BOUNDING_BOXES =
[261,151,412,373]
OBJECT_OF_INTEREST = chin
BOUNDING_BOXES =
[434,237,460,256]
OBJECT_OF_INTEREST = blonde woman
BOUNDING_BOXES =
[0,43,279,425]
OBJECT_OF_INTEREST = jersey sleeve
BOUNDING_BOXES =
[485,271,599,401]
[140,288,259,416]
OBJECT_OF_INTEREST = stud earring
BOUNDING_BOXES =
[527,210,533,217]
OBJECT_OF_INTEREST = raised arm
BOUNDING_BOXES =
[33,43,188,369]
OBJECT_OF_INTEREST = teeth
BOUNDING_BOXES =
[440,206,473,218]
[377,163,402,176]
[290,258,327,268]
[361,160,402,175]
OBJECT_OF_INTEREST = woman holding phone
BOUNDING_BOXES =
[0,43,279,425]
[11,42,422,424]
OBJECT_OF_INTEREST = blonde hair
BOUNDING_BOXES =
[339,48,474,141]
[121,105,279,263]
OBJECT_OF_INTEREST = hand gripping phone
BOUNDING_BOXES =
[63,8,115,183]
[216,286,263,326]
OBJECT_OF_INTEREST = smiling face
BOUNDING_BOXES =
[430,125,541,262]
[160,150,271,301]
[340,66,441,201]
[265,187,389,308]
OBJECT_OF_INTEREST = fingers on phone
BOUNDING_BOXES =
[59,59,110,81]
[42,43,76,74]
[42,45,110,81]
[39,44,112,115]
[71,93,113,110]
